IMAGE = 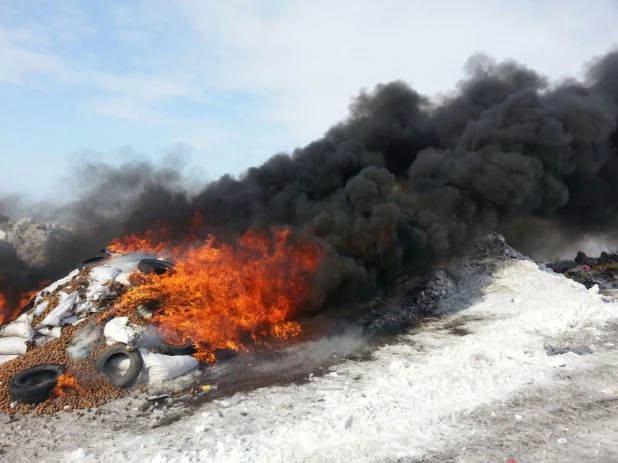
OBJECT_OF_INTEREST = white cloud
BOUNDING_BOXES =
[0,26,72,84]
[175,0,618,143]
[3,0,618,189]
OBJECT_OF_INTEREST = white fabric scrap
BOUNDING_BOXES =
[138,348,199,383]
[104,317,138,345]
[37,292,79,328]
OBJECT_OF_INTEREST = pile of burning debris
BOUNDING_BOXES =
[545,250,618,291]
[0,227,323,416]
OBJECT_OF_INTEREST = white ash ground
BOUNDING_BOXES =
[2,238,618,462]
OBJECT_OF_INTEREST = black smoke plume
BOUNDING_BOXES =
[3,48,618,313]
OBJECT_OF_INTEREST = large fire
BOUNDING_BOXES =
[108,228,324,363]
[0,288,40,326]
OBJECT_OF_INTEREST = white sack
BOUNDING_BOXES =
[37,292,79,328]
[138,349,199,383]
[0,354,19,365]
[90,266,121,284]
[107,356,131,372]
[104,317,138,345]
[0,337,28,355]
[32,300,49,317]
[14,313,33,324]
[43,269,79,294]
[0,322,35,339]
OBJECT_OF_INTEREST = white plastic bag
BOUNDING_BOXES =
[90,266,121,284]
[0,322,35,339]
[0,337,28,355]
[104,317,138,345]
[138,349,199,383]
[37,292,79,328]
[107,356,131,372]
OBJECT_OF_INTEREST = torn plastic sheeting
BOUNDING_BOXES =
[36,292,80,328]
[138,348,199,383]
[89,266,121,284]
[104,317,139,345]
[0,354,19,365]
[0,322,35,339]
[0,337,28,355]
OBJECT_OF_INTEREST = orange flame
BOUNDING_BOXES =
[0,287,42,326]
[49,372,83,399]
[108,231,168,254]
[0,292,7,326]
[111,228,323,363]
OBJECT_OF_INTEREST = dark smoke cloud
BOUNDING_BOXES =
[3,48,618,312]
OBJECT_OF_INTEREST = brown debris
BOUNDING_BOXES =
[0,322,129,416]
[0,265,140,416]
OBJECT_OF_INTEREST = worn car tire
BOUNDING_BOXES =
[9,364,66,404]
[137,259,175,275]
[78,250,111,269]
[139,336,196,356]
[95,345,143,388]
[156,339,196,356]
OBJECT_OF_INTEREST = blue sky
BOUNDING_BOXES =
[1,0,618,201]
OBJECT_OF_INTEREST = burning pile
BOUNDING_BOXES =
[0,227,324,415]
[106,228,323,363]
[3,47,618,417]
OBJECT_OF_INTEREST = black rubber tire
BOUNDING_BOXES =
[9,364,66,404]
[95,345,143,388]
[157,339,196,356]
[137,259,175,275]
[78,251,111,269]
[138,338,196,356]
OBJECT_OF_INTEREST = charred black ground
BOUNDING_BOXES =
[3,49,618,315]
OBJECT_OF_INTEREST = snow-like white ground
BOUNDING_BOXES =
[3,255,618,463]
